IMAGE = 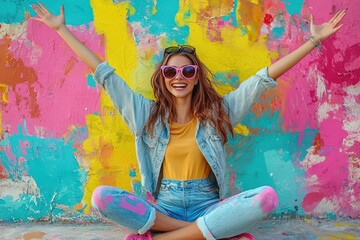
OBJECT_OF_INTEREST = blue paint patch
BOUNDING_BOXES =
[128,0,189,44]
[0,125,86,222]
[226,111,317,217]
[87,74,97,88]
[272,26,285,39]
[0,0,93,26]
[280,0,304,16]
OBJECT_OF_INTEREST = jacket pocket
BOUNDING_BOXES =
[208,133,224,155]
[142,135,157,148]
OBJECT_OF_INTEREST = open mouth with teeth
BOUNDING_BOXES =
[171,83,188,89]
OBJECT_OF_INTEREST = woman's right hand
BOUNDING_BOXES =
[31,3,65,31]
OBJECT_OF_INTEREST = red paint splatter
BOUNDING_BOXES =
[263,13,274,26]
[0,163,8,179]
[312,133,324,155]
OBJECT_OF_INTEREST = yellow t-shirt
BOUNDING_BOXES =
[162,118,211,180]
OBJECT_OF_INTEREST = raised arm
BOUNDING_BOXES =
[31,3,102,72]
[268,10,346,80]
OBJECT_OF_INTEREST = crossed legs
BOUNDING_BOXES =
[91,185,278,239]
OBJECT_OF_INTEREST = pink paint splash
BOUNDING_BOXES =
[264,0,359,217]
[92,187,114,211]
[119,194,146,216]
[254,186,278,213]
[303,113,353,215]
[2,20,104,137]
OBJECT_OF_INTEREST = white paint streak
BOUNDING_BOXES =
[0,176,40,200]
[317,102,339,123]
[0,22,27,40]
[306,65,327,101]
[313,197,338,214]
[316,73,327,101]
[301,148,326,168]
[345,81,360,95]
[305,174,319,185]
[343,83,360,127]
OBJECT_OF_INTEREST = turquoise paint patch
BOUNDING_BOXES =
[230,0,239,28]
[0,0,93,26]
[220,0,238,28]
[272,26,285,39]
[280,0,304,16]
[87,74,97,88]
[263,149,306,216]
[128,0,189,44]
[0,195,48,222]
[226,111,317,217]
[214,72,240,87]
[0,126,86,222]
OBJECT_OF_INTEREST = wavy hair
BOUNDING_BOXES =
[146,51,234,143]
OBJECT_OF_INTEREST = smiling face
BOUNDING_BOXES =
[163,54,198,102]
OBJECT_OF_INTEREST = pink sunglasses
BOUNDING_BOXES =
[161,65,198,80]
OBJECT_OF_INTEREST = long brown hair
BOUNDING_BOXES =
[146,51,234,143]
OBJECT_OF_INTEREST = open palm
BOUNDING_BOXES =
[310,10,346,41]
[32,3,65,30]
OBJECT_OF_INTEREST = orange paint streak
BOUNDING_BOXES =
[0,37,40,118]
[238,0,264,42]
[312,133,324,155]
[22,231,46,240]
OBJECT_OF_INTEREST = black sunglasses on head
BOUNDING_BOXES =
[163,45,196,56]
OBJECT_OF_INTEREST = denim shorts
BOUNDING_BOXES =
[155,178,220,222]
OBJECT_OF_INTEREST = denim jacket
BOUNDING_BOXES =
[94,61,277,200]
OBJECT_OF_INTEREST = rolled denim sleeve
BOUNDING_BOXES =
[223,67,277,127]
[93,62,152,135]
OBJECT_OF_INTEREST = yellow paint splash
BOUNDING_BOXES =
[234,124,250,136]
[176,0,271,87]
[82,1,140,212]
[333,222,359,227]
[318,233,357,240]
[0,84,8,103]
[0,83,9,134]
[82,0,273,211]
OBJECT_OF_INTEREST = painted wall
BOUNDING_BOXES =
[0,0,359,222]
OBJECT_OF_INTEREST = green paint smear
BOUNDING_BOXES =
[226,111,317,218]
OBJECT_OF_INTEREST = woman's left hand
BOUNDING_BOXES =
[310,10,346,41]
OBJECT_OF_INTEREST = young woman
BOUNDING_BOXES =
[31,3,345,240]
